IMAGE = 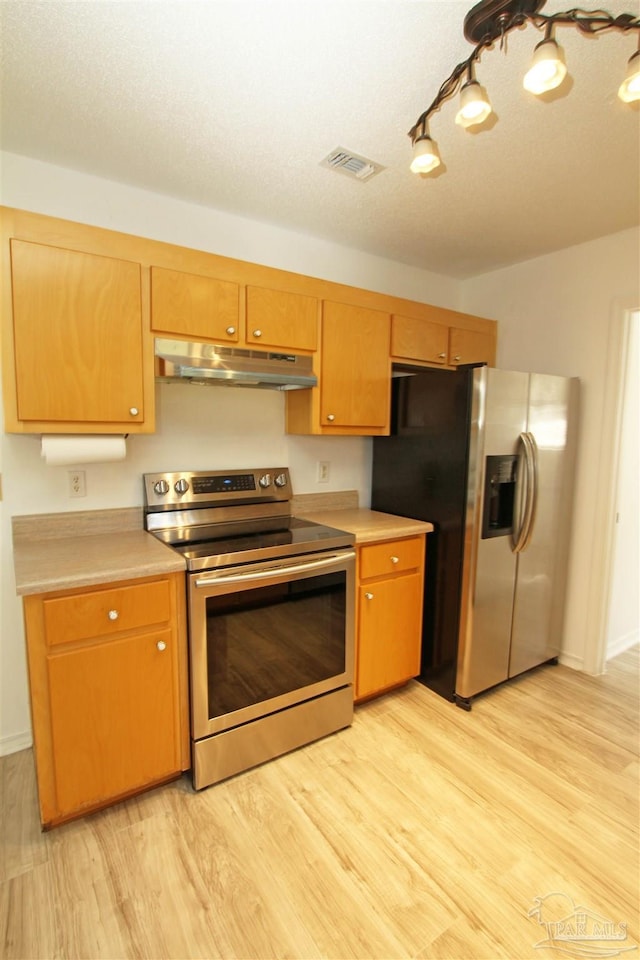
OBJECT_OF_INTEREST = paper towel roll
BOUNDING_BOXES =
[40,435,127,466]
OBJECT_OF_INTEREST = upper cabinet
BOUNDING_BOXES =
[391,315,449,365]
[245,286,317,352]
[287,300,390,436]
[150,266,240,343]
[150,267,318,353]
[448,326,496,367]
[392,309,496,369]
[1,208,498,438]
[8,238,153,433]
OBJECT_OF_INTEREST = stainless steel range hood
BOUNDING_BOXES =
[154,338,317,391]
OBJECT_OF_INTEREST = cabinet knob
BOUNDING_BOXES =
[156,640,167,652]
[390,556,399,564]
[129,407,139,417]
[438,352,446,359]
[252,329,262,338]
[453,355,461,362]
[364,592,374,600]
[225,326,236,336]
[108,609,119,621]
[326,414,335,422]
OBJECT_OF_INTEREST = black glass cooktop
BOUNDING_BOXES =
[166,517,353,572]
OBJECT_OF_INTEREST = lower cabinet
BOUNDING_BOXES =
[355,535,425,701]
[23,572,189,828]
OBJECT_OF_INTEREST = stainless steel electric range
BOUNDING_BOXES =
[144,467,355,789]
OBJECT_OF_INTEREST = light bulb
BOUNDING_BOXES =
[455,80,492,128]
[618,50,640,103]
[523,38,567,95]
[410,135,442,175]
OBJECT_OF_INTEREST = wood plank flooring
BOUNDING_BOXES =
[1,646,638,959]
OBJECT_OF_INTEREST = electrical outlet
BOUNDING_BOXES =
[317,461,330,483]
[68,470,86,498]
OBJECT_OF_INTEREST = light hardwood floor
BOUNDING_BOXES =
[1,647,638,960]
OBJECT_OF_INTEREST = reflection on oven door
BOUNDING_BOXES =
[206,573,347,721]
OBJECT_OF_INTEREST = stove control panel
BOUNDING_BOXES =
[143,468,292,510]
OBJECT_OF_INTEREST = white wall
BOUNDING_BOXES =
[0,152,460,754]
[461,228,640,674]
[606,310,639,659]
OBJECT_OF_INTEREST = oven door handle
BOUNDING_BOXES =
[193,550,356,588]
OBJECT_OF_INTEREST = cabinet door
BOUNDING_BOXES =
[449,327,496,366]
[246,286,317,351]
[321,301,390,429]
[150,266,240,342]
[391,315,448,365]
[11,240,145,424]
[357,573,422,699]
[47,627,179,816]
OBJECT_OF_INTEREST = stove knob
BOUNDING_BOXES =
[153,479,170,496]
[174,478,190,495]
[274,472,288,488]
[259,473,272,488]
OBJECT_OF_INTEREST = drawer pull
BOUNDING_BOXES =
[156,640,167,652]
[108,609,119,621]
[390,556,399,564]
[365,592,374,600]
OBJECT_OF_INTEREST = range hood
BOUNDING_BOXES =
[154,338,317,391]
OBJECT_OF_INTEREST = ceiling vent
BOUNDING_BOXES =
[321,147,384,182]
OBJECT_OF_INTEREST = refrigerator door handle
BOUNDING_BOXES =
[519,431,539,552]
[513,431,537,553]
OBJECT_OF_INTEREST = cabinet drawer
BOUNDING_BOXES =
[43,579,172,648]
[359,537,424,580]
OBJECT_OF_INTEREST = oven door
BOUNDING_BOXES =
[188,548,355,740]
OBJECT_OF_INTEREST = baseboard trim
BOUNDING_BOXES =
[558,651,585,672]
[0,731,33,757]
[607,630,640,661]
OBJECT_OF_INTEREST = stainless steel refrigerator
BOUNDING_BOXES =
[371,365,579,709]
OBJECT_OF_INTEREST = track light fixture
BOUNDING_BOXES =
[409,0,640,176]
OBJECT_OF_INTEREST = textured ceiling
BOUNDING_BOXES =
[1,0,639,278]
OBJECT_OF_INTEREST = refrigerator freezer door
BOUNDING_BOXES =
[456,368,529,700]
[508,373,578,678]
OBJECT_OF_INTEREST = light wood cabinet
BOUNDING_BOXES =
[9,239,152,432]
[448,326,496,366]
[391,315,449,366]
[355,535,425,700]
[245,286,317,351]
[150,266,318,352]
[287,300,391,436]
[150,265,240,343]
[23,573,189,828]
[2,209,497,439]
[392,310,496,368]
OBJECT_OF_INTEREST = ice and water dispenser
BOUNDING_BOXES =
[481,455,518,539]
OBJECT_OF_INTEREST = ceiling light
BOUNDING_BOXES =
[455,79,493,127]
[618,48,640,102]
[523,37,567,94]
[408,0,640,177]
[410,128,442,174]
